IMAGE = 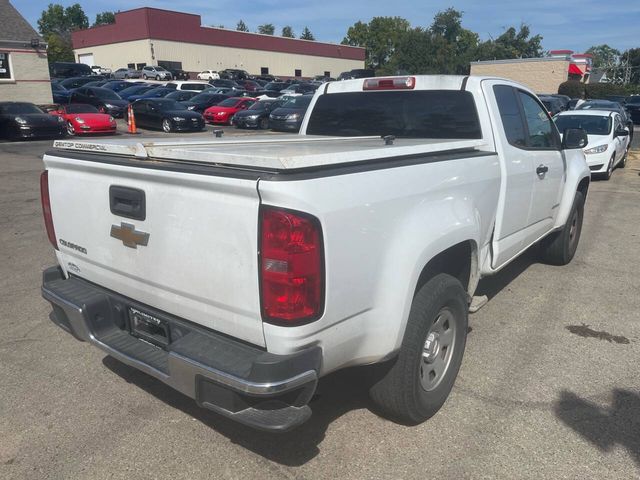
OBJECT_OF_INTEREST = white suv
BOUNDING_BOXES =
[141,66,172,80]
[197,70,220,80]
[165,80,213,92]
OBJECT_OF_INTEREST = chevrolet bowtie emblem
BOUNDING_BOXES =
[110,222,150,249]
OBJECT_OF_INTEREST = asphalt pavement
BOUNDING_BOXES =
[1,129,639,479]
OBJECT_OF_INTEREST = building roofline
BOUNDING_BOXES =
[470,57,569,65]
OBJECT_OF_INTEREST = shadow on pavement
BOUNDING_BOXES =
[555,389,640,466]
[102,356,386,466]
[474,248,538,301]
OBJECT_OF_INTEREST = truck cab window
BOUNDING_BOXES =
[517,91,557,149]
[493,85,527,148]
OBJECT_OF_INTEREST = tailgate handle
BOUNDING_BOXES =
[109,186,146,221]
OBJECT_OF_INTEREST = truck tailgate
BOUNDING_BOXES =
[43,153,265,347]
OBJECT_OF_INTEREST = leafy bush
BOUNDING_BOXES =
[586,83,628,99]
[557,80,585,98]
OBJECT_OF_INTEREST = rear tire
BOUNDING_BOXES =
[259,118,269,130]
[162,118,172,133]
[369,274,468,424]
[619,147,628,168]
[155,75,160,81]
[142,74,148,80]
[539,191,584,266]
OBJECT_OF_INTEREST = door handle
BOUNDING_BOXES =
[536,164,549,177]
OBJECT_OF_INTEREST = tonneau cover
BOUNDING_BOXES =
[52,135,488,170]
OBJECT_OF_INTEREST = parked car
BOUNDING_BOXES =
[203,97,256,124]
[165,81,212,92]
[625,95,640,124]
[117,85,157,101]
[337,68,375,80]
[269,95,313,131]
[69,87,129,117]
[180,92,230,114]
[207,79,240,89]
[209,86,247,96]
[566,98,581,110]
[41,75,591,433]
[279,83,318,96]
[83,80,110,88]
[576,100,634,141]
[219,68,249,80]
[538,95,565,116]
[49,103,117,136]
[555,110,630,180]
[113,68,141,79]
[58,76,104,90]
[197,70,220,80]
[604,95,627,106]
[129,98,205,133]
[238,80,262,92]
[255,81,289,98]
[254,74,277,82]
[126,87,175,103]
[0,102,65,140]
[100,80,134,93]
[141,65,172,80]
[164,90,200,102]
[49,62,92,79]
[165,68,189,80]
[91,66,112,76]
[232,98,285,129]
[51,83,71,104]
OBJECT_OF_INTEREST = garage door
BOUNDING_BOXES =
[78,53,94,66]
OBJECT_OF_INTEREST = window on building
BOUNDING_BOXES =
[159,60,183,70]
[136,63,147,70]
[127,63,135,69]
[294,69,302,77]
[324,71,330,78]
[261,67,269,75]
[0,52,13,80]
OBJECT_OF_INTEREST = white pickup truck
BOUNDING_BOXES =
[41,75,591,432]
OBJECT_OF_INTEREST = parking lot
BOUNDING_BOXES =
[0,129,639,479]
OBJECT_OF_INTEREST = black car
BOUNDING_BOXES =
[577,100,634,139]
[208,79,240,89]
[337,68,375,80]
[167,68,189,80]
[604,95,627,106]
[538,95,565,116]
[219,68,249,80]
[51,82,71,104]
[268,95,312,132]
[0,102,65,140]
[100,80,132,93]
[233,99,285,129]
[255,81,289,98]
[58,76,106,90]
[130,99,205,133]
[49,62,92,79]
[69,87,129,117]
[625,96,640,124]
[180,92,230,114]
[164,90,200,102]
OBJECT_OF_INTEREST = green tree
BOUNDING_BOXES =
[342,17,410,69]
[257,24,275,35]
[93,11,116,27]
[281,26,294,38]
[45,32,74,63]
[38,3,89,63]
[236,20,248,32]
[475,25,543,61]
[585,44,620,68]
[300,27,315,41]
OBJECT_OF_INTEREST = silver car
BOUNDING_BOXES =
[113,68,141,79]
[141,65,172,80]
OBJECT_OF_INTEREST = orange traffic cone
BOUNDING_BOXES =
[127,104,138,134]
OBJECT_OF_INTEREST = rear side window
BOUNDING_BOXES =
[306,90,482,138]
[493,85,527,148]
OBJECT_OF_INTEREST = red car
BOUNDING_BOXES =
[203,97,256,125]
[49,103,117,136]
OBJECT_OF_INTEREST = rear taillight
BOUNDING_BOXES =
[260,206,324,325]
[40,171,58,250]
[363,76,415,90]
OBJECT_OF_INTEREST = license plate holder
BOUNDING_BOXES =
[129,307,170,348]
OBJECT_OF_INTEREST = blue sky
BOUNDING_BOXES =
[16,0,640,53]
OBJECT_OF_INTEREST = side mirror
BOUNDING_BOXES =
[562,128,588,149]
[615,127,629,137]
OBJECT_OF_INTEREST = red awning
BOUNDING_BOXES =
[568,64,583,75]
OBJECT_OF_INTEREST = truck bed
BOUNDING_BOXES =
[52,135,488,171]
